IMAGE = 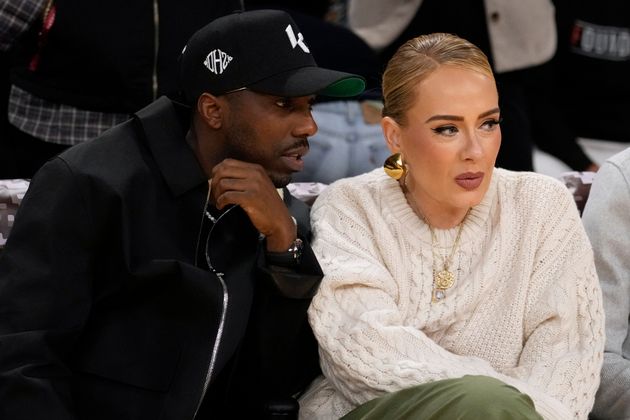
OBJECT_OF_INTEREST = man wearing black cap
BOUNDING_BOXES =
[0,9,365,420]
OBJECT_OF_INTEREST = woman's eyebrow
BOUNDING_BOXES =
[424,107,501,123]
[478,107,501,119]
[425,114,464,123]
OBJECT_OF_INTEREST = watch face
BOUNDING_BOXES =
[265,238,303,267]
[290,238,303,263]
[290,238,304,252]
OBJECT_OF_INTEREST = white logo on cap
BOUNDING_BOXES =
[203,49,233,75]
[285,25,310,53]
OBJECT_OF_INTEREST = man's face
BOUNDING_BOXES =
[221,90,317,187]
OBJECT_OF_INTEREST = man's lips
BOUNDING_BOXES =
[280,145,309,172]
[455,172,484,190]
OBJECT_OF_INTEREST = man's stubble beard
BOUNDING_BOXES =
[223,120,293,188]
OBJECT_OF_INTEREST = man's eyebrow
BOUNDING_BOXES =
[424,107,500,123]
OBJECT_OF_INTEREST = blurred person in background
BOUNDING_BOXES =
[0,0,242,179]
[532,0,630,174]
[582,147,630,420]
[344,0,558,172]
[245,0,386,184]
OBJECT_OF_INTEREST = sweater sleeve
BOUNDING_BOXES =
[582,160,630,419]
[307,183,574,419]
[494,181,605,419]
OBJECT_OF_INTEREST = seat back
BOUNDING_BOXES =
[0,179,30,250]
[558,171,596,216]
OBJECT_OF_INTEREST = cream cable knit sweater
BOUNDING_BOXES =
[299,168,604,420]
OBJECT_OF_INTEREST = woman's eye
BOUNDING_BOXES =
[432,125,458,136]
[481,118,502,131]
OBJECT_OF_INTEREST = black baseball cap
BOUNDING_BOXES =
[179,9,366,104]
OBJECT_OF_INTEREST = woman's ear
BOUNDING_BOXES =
[381,116,402,154]
[196,93,223,129]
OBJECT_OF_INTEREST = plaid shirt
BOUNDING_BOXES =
[0,0,45,52]
[2,0,132,145]
[8,86,131,146]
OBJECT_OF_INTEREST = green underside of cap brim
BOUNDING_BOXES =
[320,76,366,98]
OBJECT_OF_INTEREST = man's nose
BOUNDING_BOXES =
[296,111,318,138]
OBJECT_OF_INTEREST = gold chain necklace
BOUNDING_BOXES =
[403,185,470,302]
[425,209,469,302]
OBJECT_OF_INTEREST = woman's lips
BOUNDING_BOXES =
[455,172,484,190]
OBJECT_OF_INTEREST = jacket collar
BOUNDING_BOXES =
[134,96,207,196]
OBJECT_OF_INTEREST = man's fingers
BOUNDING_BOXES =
[209,159,295,246]
[212,175,274,208]
[211,158,265,180]
[214,189,248,210]
[211,159,279,210]
[213,176,248,194]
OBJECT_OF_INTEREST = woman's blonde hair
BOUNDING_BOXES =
[382,33,493,125]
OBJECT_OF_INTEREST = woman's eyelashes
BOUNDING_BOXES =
[432,125,458,136]
[481,117,502,131]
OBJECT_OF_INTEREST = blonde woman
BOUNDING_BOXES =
[298,33,604,419]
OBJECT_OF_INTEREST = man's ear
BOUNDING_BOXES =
[196,92,224,129]
[381,116,402,154]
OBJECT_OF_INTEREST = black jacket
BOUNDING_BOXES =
[0,96,322,419]
[11,0,241,112]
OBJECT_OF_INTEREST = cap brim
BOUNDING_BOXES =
[247,66,365,98]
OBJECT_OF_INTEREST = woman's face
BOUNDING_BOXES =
[383,65,501,222]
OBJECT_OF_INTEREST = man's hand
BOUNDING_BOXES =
[211,159,296,252]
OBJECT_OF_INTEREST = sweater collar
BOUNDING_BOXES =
[134,96,207,196]
[380,168,498,244]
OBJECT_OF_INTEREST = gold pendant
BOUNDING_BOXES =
[434,269,455,290]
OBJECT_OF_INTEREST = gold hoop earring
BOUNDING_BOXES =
[383,152,406,180]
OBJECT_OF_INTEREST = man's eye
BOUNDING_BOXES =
[275,98,292,108]
[432,125,458,136]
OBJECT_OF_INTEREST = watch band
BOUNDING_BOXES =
[266,238,303,266]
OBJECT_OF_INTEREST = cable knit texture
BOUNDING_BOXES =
[299,168,604,420]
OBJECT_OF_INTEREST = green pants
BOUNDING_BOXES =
[341,375,543,420]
